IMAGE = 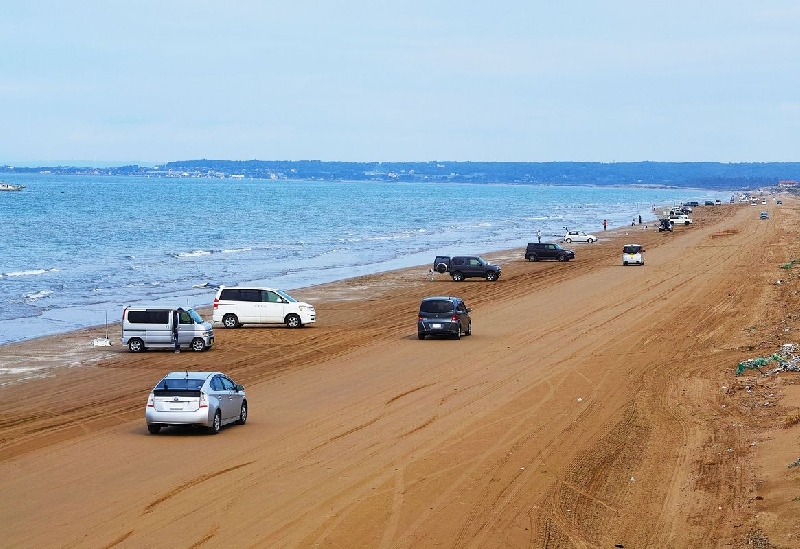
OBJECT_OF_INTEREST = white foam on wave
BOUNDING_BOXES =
[175,250,212,258]
[221,247,252,254]
[24,290,53,301]
[4,268,59,277]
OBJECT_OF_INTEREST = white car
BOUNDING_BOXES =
[668,214,692,226]
[213,286,316,328]
[622,244,644,266]
[564,231,597,243]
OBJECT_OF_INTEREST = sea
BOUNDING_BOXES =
[0,174,733,346]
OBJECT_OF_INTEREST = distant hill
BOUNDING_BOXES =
[4,160,800,190]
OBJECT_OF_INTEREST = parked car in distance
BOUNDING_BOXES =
[760,211,769,220]
[686,201,700,207]
[525,242,575,262]
[432,255,501,282]
[777,200,783,205]
[122,307,214,353]
[417,296,472,340]
[704,200,715,206]
[213,286,315,328]
[622,244,645,266]
[761,199,767,205]
[564,231,597,243]
[145,371,247,435]
[668,214,692,226]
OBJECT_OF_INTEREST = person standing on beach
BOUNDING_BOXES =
[173,308,182,353]
[603,219,607,231]
[537,229,541,243]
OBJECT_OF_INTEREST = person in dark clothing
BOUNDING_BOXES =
[173,308,183,353]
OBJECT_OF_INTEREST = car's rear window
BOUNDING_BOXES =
[420,300,455,314]
[156,378,205,390]
[623,246,642,254]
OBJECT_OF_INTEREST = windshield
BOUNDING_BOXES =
[187,309,205,323]
[623,246,642,254]
[275,290,297,302]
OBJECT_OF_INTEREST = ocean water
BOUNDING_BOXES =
[0,174,732,345]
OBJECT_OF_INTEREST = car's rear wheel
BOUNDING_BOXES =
[418,332,425,340]
[147,424,161,434]
[453,326,462,340]
[286,313,301,328]
[190,338,205,352]
[465,321,472,336]
[452,272,464,282]
[209,411,221,435]
[128,338,144,353]
[565,238,572,243]
[222,314,239,329]
[528,255,538,262]
[236,401,248,425]
[623,261,629,266]
[485,271,497,281]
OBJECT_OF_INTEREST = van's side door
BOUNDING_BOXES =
[145,309,172,345]
[176,309,193,345]
[237,289,261,323]
[260,290,285,323]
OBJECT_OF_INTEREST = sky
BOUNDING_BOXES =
[2,1,799,165]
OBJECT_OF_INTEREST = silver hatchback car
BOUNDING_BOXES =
[145,371,247,434]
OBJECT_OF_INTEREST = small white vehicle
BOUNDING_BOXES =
[564,230,597,243]
[622,244,645,266]
[668,214,692,226]
[213,286,316,328]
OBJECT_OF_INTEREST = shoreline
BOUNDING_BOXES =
[0,218,657,351]
[0,218,657,381]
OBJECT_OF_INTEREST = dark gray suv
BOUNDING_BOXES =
[417,296,472,340]
[524,242,575,262]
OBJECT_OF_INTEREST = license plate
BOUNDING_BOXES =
[432,323,442,329]
[169,404,184,410]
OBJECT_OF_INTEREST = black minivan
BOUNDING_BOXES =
[417,296,472,340]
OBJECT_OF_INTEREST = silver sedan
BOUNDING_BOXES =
[145,371,247,434]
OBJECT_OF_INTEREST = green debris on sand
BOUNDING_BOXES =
[737,344,800,375]
[780,259,800,269]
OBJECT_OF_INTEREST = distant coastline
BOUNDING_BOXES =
[3,160,800,190]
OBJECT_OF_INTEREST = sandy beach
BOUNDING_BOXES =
[1,199,799,548]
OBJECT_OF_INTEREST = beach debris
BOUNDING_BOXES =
[91,337,112,347]
[788,457,800,469]
[736,343,800,375]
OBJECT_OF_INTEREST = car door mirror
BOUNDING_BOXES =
[235,384,244,392]
[466,308,472,313]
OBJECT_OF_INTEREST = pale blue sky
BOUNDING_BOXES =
[2,1,799,164]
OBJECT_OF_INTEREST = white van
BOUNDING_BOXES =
[121,307,214,352]
[212,286,316,329]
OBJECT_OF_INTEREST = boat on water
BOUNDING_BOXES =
[0,182,25,191]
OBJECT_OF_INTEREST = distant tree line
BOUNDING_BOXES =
[3,160,800,190]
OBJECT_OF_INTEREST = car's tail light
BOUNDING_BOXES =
[199,393,208,408]
[213,298,219,310]
[146,393,154,407]
[418,315,423,322]
[451,315,459,322]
